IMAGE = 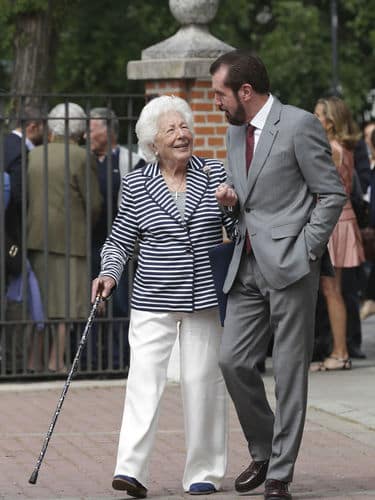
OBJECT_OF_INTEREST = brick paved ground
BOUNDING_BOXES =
[1,318,375,500]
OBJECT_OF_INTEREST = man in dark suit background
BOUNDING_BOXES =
[87,108,144,371]
[2,106,43,372]
[343,139,370,358]
[4,106,44,267]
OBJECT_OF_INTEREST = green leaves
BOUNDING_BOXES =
[0,0,373,120]
[213,0,375,118]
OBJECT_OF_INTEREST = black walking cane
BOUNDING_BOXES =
[29,294,102,485]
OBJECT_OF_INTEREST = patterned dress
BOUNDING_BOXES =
[328,139,365,267]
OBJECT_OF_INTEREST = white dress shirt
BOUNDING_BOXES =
[249,94,274,151]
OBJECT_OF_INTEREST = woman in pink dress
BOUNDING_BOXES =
[313,96,364,371]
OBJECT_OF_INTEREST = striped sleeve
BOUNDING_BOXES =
[100,176,140,284]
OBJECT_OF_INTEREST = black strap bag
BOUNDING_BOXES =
[5,233,22,277]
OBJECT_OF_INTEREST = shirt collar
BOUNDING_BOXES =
[11,129,35,151]
[97,146,119,163]
[250,94,274,131]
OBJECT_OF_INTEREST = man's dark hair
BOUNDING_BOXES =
[13,105,43,128]
[210,49,270,95]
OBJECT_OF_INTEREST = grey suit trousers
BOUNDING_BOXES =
[219,251,320,482]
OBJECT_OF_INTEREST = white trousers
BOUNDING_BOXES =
[114,307,228,491]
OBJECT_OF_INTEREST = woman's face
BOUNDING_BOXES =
[314,103,329,130]
[153,111,193,165]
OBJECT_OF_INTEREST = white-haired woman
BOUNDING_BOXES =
[27,103,102,372]
[91,95,236,498]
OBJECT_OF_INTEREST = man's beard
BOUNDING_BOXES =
[222,99,247,126]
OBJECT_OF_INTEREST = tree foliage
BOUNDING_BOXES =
[212,0,375,117]
[0,0,374,119]
[53,0,177,94]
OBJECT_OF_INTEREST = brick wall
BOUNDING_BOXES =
[145,79,227,160]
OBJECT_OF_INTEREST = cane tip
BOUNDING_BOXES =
[29,470,38,484]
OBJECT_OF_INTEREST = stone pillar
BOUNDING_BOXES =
[127,0,234,160]
[127,0,234,381]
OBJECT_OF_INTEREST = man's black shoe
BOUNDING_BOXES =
[235,459,269,493]
[264,479,291,499]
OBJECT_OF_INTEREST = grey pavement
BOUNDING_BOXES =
[1,319,375,500]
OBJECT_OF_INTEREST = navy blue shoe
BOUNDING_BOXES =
[189,482,217,495]
[112,475,147,498]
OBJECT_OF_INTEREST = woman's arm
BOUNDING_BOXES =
[99,176,140,286]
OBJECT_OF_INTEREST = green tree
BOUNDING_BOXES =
[53,0,177,94]
[212,0,375,118]
[0,0,374,119]
[0,0,72,95]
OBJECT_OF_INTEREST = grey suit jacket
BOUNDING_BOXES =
[224,97,347,292]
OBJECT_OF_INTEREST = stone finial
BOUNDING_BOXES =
[141,0,233,60]
[169,0,219,25]
[127,0,234,80]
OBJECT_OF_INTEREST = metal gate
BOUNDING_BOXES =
[0,93,145,380]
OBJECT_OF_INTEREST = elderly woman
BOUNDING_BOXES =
[91,95,235,498]
[27,103,102,372]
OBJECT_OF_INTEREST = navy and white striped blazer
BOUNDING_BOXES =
[100,155,236,312]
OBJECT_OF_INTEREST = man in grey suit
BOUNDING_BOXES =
[211,50,346,500]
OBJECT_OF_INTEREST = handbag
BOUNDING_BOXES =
[208,240,235,326]
[5,233,22,277]
[360,227,375,262]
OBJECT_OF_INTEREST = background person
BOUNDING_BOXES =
[342,141,370,359]
[363,121,375,164]
[210,50,346,500]
[3,106,44,229]
[2,172,10,209]
[314,121,371,361]
[313,96,365,371]
[360,127,375,320]
[88,107,144,370]
[2,106,44,373]
[92,95,235,498]
[3,106,44,275]
[27,102,102,372]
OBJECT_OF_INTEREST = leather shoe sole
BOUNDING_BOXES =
[112,475,147,498]
[235,460,269,493]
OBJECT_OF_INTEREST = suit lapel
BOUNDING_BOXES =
[245,99,281,201]
[184,156,209,224]
[143,156,209,225]
[144,162,183,223]
[233,125,248,200]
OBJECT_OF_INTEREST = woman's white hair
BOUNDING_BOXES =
[135,95,194,162]
[48,102,87,140]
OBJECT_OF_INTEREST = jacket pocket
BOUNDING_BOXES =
[271,222,302,240]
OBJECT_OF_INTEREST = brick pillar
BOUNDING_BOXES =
[145,79,227,160]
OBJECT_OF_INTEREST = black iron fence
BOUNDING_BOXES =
[0,93,145,380]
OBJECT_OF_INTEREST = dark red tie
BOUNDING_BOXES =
[246,124,255,173]
[245,124,255,253]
